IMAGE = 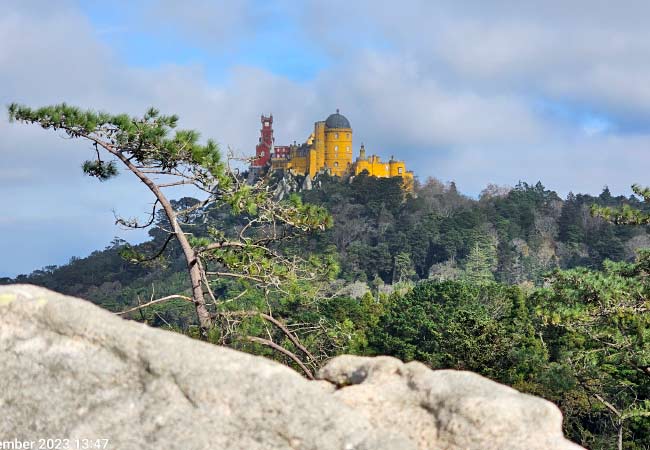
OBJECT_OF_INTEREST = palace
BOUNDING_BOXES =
[251,111,413,186]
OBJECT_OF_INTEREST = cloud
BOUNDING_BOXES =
[2,0,650,276]
[0,2,320,276]
[310,50,545,148]
[119,0,259,48]
[358,0,650,122]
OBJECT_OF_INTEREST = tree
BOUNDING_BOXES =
[8,104,331,340]
[367,280,545,385]
[533,256,650,450]
[392,252,416,283]
[463,242,496,284]
[479,183,512,201]
[592,183,650,225]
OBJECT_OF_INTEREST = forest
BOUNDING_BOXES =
[4,173,650,449]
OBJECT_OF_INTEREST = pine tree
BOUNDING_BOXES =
[8,103,332,341]
[592,183,650,224]
[535,254,650,450]
[463,243,495,284]
[393,252,416,283]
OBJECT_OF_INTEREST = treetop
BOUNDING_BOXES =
[8,103,226,183]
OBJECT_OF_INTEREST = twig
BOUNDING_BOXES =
[246,336,314,379]
[117,294,193,315]
[259,312,317,363]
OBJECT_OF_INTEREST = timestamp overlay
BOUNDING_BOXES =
[0,439,111,450]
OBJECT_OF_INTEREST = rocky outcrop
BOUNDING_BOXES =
[272,174,301,200]
[0,285,582,450]
[320,356,583,450]
[302,174,313,191]
[326,280,371,299]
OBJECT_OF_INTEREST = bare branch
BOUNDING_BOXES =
[206,271,266,283]
[117,294,193,316]
[216,310,316,363]
[259,312,317,363]
[196,241,249,253]
[158,180,196,188]
[594,393,622,418]
[246,336,314,379]
[114,199,160,229]
[145,233,176,261]
[155,312,173,329]
[219,289,249,305]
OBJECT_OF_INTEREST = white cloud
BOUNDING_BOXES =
[144,0,258,46]
[0,2,324,276]
[311,50,545,148]
[2,0,650,275]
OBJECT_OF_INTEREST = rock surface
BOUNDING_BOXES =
[302,174,313,191]
[320,356,584,450]
[0,285,583,450]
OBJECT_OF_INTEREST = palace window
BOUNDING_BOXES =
[334,161,339,167]
[260,151,265,156]
[335,133,339,139]
[346,146,350,152]
[347,133,350,139]
[398,167,403,174]
[335,145,338,152]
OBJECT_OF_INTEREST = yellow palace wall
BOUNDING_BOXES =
[268,112,412,187]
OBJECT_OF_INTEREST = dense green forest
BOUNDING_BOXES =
[3,175,650,449]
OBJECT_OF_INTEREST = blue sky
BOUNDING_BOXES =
[81,1,331,82]
[3,0,650,277]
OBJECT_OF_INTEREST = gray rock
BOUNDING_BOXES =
[0,285,410,450]
[326,280,371,300]
[0,285,583,450]
[273,177,290,200]
[340,281,371,299]
[318,355,584,450]
[303,174,313,191]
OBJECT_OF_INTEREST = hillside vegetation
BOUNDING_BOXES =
[3,175,650,449]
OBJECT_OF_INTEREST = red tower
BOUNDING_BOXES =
[253,114,274,168]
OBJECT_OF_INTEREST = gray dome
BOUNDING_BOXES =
[325,110,351,129]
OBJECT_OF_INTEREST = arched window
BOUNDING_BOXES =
[334,161,339,167]
[334,133,339,139]
[334,145,338,152]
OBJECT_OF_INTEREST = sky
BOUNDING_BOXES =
[3,0,650,277]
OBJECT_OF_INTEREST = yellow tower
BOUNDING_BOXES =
[309,121,326,178]
[323,110,353,177]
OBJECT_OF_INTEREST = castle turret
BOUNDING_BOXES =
[313,121,326,177]
[359,143,366,161]
[253,115,274,168]
[323,109,353,177]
